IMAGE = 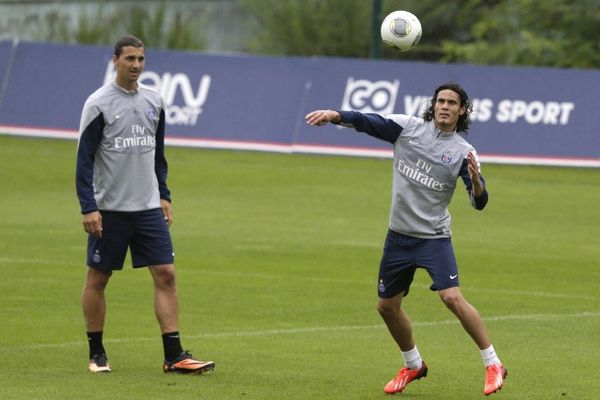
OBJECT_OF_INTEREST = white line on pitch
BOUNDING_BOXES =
[0,257,58,265]
[1,258,595,300]
[2,311,598,352]
[202,270,596,300]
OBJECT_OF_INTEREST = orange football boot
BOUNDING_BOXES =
[163,351,215,374]
[484,364,507,396]
[384,361,428,394]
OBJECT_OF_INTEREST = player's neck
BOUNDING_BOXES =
[434,121,456,134]
[115,77,138,92]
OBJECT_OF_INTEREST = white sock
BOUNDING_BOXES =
[402,346,423,370]
[480,344,502,367]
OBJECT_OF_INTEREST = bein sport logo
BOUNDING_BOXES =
[341,78,575,125]
[103,62,211,127]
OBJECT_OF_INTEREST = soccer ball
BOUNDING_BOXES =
[380,10,422,52]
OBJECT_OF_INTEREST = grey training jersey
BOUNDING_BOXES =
[338,112,487,239]
[76,81,169,213]
[388,114,480,238]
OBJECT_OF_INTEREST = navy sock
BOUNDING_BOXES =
[87,331,106,359]
[162,331,184,362]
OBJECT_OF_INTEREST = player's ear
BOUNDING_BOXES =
[112,54,118,66]
[459,105,466,116]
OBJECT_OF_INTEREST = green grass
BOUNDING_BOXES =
[0,134,598,399]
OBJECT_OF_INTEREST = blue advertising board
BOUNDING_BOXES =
[296,56,599,162]
[0,42,108,131]
[0,39,17,110]
[132,49,313,145]
[0,40,598,167]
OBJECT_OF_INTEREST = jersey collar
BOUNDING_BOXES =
[111,80,139,96]
[430,120,457,139]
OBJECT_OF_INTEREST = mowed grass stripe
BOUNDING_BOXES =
[1,254,594,300]
[2,310,598,351]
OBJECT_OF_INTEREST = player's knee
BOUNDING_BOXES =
[153,265,176,288]
[87,280,108,293]
[439,290,463,310]
[86,269,111,291]
[377,299,398,318]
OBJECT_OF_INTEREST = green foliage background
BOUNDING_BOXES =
[1,0,598,67]
[242,0,600,68]
[9,1,207,51]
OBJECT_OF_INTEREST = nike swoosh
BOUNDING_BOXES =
[450,274,458,279]
[115,113,123,119]
[409,140,417,145]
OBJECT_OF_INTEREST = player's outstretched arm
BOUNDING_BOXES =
[305,110,341,126]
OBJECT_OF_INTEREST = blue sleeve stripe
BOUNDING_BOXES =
[459,158,488,210]
[338,111,401,144]
[76,112,104,214]
[155,108,171,202]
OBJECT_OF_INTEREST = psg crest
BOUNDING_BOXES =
[441,153,452,164]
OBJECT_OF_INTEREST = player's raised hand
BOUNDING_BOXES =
[467,152,483,196]
[305,110,341,126]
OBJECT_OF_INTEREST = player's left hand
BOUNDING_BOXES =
[160,199,173,227]
[467,152,483,196]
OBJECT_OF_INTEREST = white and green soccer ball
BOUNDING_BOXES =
[380,10,422,52]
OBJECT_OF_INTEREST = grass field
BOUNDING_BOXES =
[0,134,598,399]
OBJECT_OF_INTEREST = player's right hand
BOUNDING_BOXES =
[83,211,103,238]
[305,110,341,126]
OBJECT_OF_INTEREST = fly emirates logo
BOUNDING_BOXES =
[104,63,211,126]
[115,125,156,149]
[397,158,445,191]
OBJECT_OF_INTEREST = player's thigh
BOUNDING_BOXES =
[130,208,174,268]
[416,237,459,291]
[378,230,419,298]
[87,211,133,271]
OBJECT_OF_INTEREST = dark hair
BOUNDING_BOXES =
[113,35,144,57]
[422,82,473,133]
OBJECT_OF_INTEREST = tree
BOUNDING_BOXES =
[34,2,207,51]
[242,0,372,57]
[242,0,600,69]
[442,0,600,68]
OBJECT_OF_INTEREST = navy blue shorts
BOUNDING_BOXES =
[377,229,459,298]
[87,208,174,271]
